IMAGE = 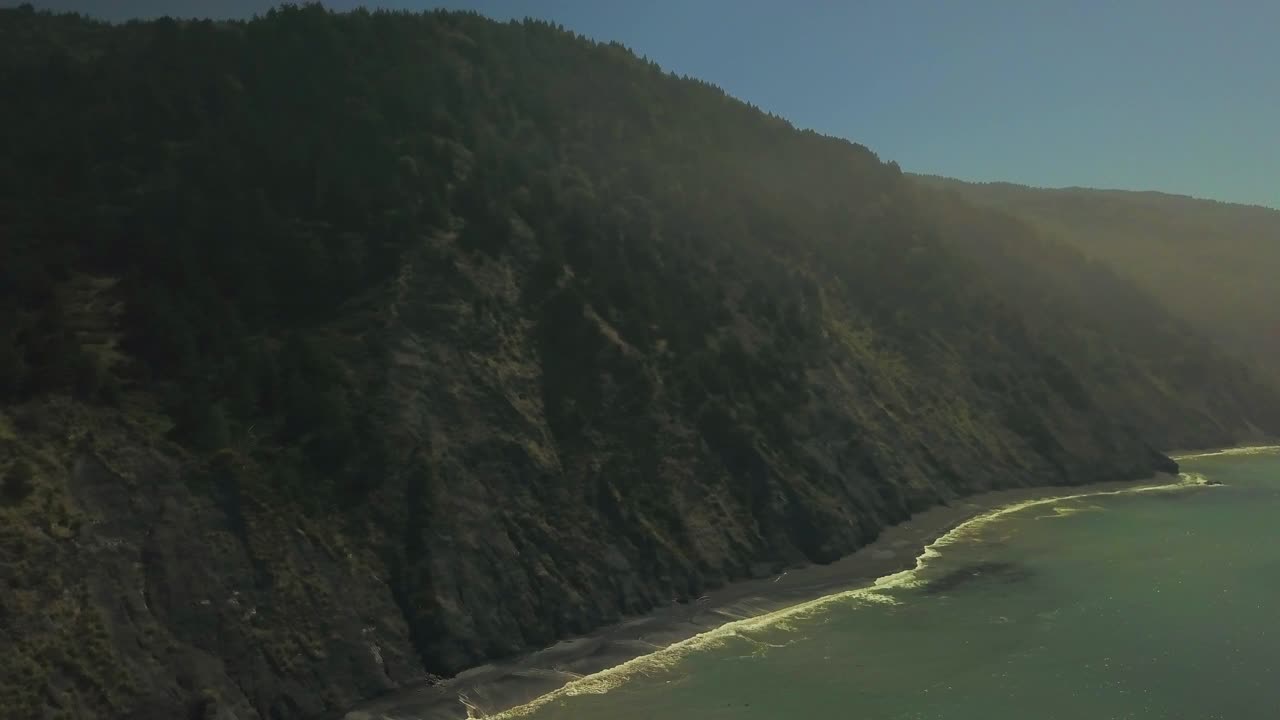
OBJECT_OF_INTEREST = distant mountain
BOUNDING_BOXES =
[913,175,1280,387]
[1,6,1276,719]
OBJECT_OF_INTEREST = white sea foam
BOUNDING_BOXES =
[1033,502,1105,520]
[1171,445,1280,461]
[474,475,1201,719]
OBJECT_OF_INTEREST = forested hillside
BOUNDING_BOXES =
[915,175,1280,386]
[1,6,1276,719]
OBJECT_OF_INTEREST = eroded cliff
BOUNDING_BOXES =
[1,7,1275,719]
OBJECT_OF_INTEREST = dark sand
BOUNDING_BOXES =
[345,474,1176,720]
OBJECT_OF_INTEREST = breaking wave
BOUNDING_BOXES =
[475,475,1200,719]
[1033,502,1105,520]
[1172,445,1280,461]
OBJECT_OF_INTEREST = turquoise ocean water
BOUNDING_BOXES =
[496,447,1280,720]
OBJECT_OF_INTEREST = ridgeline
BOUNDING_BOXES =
[1,6,1276,719]
[914,174,1280,390]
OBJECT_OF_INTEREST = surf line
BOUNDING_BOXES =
[1171,444,1280,461]
[474,475,1202,719]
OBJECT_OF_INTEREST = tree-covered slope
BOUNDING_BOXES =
[914,175,1280,387]
[913,186,1280,447]
[1,6,1275,719]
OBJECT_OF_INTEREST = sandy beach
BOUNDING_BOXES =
[345,474,1183,720]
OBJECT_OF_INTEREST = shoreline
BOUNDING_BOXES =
[1169,443,1280,461]
[345,472,1196,720]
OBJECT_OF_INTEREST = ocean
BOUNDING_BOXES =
[492,447,1280,720]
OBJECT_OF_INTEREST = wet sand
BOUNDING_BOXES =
[345,474,1176,720]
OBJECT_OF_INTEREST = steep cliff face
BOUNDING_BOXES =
[0,244,1176,719]
[366,226,1176,680]
[1,401,432,720]
[1,7,1275,720]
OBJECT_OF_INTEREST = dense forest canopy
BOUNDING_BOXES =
[4,4,1272,472]
[915,175,1280,387]
[1,5,1277,720]
[1,2,930,502]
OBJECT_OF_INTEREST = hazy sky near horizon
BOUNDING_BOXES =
[17,0,1279,208]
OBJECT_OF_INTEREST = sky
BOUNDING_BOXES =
[15,0,1280,208]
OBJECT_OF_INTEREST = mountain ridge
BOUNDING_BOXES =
[1,6,1276,720]
[912,174,1280,211]
[913,173,1280,389]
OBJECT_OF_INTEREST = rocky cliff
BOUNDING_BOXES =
[1,7,1275,720]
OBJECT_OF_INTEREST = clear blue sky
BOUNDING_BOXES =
[16,0,1280,208]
